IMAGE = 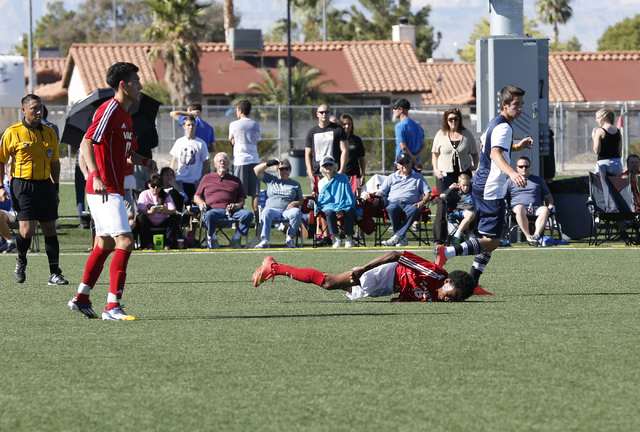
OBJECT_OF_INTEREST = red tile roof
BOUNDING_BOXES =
[421,62,476,105]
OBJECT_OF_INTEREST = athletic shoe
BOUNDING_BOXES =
[382,235,401,246]
[230,238,242,249]
[68,297,98,318]
[48,270,69,286]
[527,234,540,247]
[253,256,277,287]
[452,236,461,245]
[410,222,419,232]
[317,236,332,246]
[255,240,270,249]
[207,237,219,249]
[102,305,136,321]
[285,239,295,248]
[3,242,17,253]
[332,237,342,248]
[344,238,355,248]
[397,236,409,247]
[434,244,448,267]
[14,256,27,284]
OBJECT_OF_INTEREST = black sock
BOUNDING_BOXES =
[470,252,492,285]
[15,234,31,260]
[44,235,60,274]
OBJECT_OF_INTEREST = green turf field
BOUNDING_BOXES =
[2,184,640,431]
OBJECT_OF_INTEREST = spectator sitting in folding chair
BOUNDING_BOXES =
[368,152,431,247]
[439,174,475,244]
[504,156,554,246]
[253,158,303,248]
[193,152,254,249]
[317,156,356,248]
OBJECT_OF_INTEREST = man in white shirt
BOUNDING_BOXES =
[170,115,210,205]
[229,100,261,212]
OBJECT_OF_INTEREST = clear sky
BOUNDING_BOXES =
[2,0,640,59]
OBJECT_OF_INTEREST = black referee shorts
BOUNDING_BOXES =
[11,178,58,223]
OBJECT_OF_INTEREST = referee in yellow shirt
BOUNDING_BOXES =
[0,94,68,285]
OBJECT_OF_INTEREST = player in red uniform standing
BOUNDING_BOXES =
[68,62,157,321]
[253,251,477,302]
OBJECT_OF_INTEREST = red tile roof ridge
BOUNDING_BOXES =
[551,51,640,61]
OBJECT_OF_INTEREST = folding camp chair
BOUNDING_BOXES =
[252,190,304,248]
[504,201,556,246]
[197,207,250,248]
[587,170,640,246]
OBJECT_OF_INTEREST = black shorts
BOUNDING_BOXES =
[11,178,58,223]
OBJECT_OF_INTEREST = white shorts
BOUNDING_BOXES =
[87,193,131,238]
[1,209,17,223]
[346,262,398,300]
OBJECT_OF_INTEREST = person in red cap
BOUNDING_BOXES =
[252,251,478,302]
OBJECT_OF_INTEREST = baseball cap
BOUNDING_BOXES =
[396,152,411,164]
[391,98,410,111]
[322,156,336,166]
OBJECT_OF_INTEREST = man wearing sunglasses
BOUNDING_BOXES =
[372,152,431,246]
[253,158,304,248]
[305,104,348,194]
[505,156,554,246]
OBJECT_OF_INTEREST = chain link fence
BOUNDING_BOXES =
[2,103,639,179]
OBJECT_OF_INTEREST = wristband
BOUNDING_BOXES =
[89,171,101,180]
[0,185,4,189]
[142,158,150,167]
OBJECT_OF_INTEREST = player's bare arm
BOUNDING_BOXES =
[490,147,526,188]
[0,162,6,202]
[81,138,108,199]
[129,151,158,173]
[512,137,534,152]
[350,251,402,283]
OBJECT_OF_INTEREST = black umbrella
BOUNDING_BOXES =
[61,89,161,150]
[61,88,115,148]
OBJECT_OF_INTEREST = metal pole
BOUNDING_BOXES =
[323,0,327,42]
[287,0,293,147]
[27,0,34,94]
[278,105,282,157]
[381,105,385,175]
[113,0,117,43]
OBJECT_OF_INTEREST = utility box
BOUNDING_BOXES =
[476,36,550,176]
[0,56,26,108]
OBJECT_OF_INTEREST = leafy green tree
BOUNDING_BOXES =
[457,16,546,62]
[265,0,440,61]
[237,59,347,111]
[535,0,573,44]
[141,82,172,105]
[143,0,209,105]
[597,15,640,51]
[549,36,581,52]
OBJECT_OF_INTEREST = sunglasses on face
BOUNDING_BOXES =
[517,165,530,169]
[278,167,291,171]
[398,160,411,165]
[317,111,330,115]
[448,117,460,122]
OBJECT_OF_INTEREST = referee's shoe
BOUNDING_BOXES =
[48,269,69,286]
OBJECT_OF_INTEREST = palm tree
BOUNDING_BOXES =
[244,59,346,108]
[535,0,573,44]
[142,0,209,105]
[223,0,234,44]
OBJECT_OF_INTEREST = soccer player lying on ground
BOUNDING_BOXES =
[253,251,476,302]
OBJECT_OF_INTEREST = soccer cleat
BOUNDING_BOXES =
[255,240,270,249]
[473,285,494,295]
[14,256,27,283]
[3,242,17,253]
[102,305,136,321]
[433,244,448,267]
[382,235,401,246]
[48,270,70,286]
[332,237,342,248]
[68,297,98,318]
[344,238,355,248]
[253,256,277,287]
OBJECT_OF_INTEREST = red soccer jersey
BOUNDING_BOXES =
[392,251,448,302]
[84,98,138,196]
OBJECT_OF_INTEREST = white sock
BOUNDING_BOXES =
[454,231,463,239]
[286,236,293,242]
[77,283,91,295]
